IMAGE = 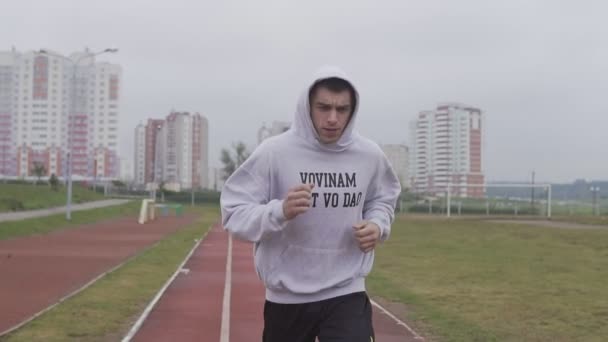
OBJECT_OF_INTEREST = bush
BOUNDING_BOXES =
[112,180,126,188]
[6,179,29,185]
[49,173,60,191]
[163,190,220,204]
[0,198,25,212]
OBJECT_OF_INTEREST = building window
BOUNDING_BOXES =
[472,114,480,130]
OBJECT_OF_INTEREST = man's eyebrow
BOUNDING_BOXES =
[314,101,350,107]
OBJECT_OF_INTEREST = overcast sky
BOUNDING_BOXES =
[2,0,607,183]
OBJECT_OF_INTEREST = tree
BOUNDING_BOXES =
[158,181,166,203]
[49,173,59,191]
[220,141,250,181]
[31,162,46,185]
[112,180,126,188]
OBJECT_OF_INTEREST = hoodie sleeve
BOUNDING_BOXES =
[220,146,287,243]
[363,152,402,242]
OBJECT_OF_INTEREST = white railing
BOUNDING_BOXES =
[445,183,552,218]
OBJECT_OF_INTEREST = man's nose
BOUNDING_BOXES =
[327,110,338,124]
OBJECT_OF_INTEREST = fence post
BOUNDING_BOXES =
[447,184,451,218]
[547,185,552,218]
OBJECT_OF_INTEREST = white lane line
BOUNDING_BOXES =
[220,234,233,342]
[370,299,425,340]
[121,230,210,342]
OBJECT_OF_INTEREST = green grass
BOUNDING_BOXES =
[551,215,608,226]
[0,201,140,241]
[0,183,105,213]
[0,205,220,342]
[368,217,608,342]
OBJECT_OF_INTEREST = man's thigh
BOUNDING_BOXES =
[317,292,375,342]
[262,300,319,342]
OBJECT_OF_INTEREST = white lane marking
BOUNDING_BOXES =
[220,234,233,342]
[370,299,425,340]
[121,233,209,342]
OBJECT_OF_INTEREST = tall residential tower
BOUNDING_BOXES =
[135,112,208,190]
[0,48,121,179]
[410,103,484,197]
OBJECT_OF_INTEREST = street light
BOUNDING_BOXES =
[38,48,118,220]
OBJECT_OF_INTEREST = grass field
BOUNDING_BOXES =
[0,205,220,342]
[551,215,608,226]
[368,215,608,341]
[0,183,105,213]
[3,201,606,341]
[0,201,140,241]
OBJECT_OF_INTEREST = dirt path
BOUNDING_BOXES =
[0,199,130,223]
[487,219,607,229]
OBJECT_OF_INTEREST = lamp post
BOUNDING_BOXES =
[38,48,118,220]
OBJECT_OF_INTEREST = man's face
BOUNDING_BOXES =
[310,87,353,144]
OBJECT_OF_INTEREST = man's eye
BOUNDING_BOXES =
[337,107,349,113]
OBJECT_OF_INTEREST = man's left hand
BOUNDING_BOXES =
[353,221,381,253]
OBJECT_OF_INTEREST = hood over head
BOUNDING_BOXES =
[291,66,360,152]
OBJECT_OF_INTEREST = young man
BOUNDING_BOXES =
[221,66,401,341]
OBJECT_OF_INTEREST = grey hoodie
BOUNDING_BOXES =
[221,66,401,304]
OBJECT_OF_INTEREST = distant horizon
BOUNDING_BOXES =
[120,113,605,185]
[3,1,607,183]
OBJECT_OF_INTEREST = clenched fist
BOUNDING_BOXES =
[282,183,315,220]
[353,221,381,253]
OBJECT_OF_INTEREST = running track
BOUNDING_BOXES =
[0,214,196,337]
[129,224,424,341]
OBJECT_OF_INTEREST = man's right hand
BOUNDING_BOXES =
[282,183,315,220]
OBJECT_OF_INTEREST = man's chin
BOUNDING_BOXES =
[319,137,340,144]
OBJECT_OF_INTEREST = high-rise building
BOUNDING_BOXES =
[144,119,164,185]
[0,53,16,176]
[119,157,133,183]
[0,48,122,179]
[136,112,208,190]
[192,113,209,189]
[133,123,146,185]
[381,144,409,189]
[410,103,484,197]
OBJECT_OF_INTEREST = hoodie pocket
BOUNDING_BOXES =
[254,240,287,285]
[264,244,365,294]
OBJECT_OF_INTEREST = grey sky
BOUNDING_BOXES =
[2,0,607,183]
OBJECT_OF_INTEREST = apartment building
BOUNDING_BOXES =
[410,103,484,197]
[0,48,121,178]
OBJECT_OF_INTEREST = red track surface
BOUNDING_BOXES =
[0,214,196,335]
[132,225,424,341]
[133,224,229,341]
[229,238,266,341]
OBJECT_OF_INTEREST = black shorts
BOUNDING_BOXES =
[262,292,375,342]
